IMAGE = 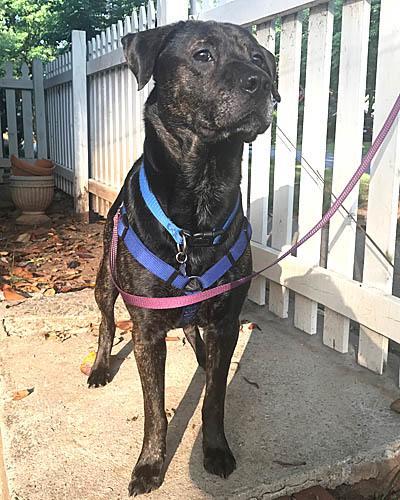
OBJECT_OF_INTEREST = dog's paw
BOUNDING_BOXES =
[203,446,236,478]
[87,365,111,388]
[128,462,164,496]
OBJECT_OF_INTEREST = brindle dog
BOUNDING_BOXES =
[88,20,279,496]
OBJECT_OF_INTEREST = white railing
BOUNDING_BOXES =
[199,0,400,378]
[41,0,400,382]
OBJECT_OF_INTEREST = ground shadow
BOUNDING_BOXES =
[109,339,133,381]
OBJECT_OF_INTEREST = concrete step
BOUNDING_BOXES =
[1,292,400,499]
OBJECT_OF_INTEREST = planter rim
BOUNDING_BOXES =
[10,175,54,181]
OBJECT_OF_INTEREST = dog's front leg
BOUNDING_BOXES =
[129,328,167,496]
[202,317,239,478]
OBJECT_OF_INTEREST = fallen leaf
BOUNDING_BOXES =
[240,322,262,333]
[116,320,133,331]
[43,288,56,297]
[67,260,80,269]
[2,285,27,302]
[390,399,400,413]
[0,251,9,256]
[16,232,31,243]
[80,351,97,376]
[76,251,94,259]
[12,267,34,279]
[273,459,306,467]
[12,388,34,401]
[242,376,259,389]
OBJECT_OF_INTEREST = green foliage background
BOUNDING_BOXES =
[0,0,145,69]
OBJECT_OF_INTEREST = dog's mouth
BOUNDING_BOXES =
[196,109,271,143]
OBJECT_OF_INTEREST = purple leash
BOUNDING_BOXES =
[110,93,400,310]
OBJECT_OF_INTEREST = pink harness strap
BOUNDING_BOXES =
[110,93,400,310]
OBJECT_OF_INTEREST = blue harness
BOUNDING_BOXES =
[118,163,252,324]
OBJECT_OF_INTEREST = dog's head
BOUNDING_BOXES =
[122,20,280,143]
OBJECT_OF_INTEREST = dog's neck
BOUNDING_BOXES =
[142,101,244,232]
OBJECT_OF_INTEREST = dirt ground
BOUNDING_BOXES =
[0,192,103,301]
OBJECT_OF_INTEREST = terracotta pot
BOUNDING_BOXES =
[10,175,55,225]
[35,159,54,169]
[10,155,55,176]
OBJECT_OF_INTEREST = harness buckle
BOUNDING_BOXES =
[181,229,224,247]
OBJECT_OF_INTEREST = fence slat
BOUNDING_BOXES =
[358,0,400,375]
[323,0,370,353]
[293,2,333,334]
[241,143,249,217]
[157,0,188,24]
[71,30,89,214]
[148,0,156,28]
[4,62,18,157]
[20,63,34,158]
[32,59,48,158]
[269,13,302,318]
[247,21,275,306]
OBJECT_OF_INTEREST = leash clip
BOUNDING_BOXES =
[176,232,188,264]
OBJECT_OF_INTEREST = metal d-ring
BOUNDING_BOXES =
[176,232,188,264]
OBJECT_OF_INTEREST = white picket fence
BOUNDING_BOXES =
[7,0,399,382]
[0,60,47,178]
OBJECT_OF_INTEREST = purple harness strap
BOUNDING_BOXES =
[110,93,400,310]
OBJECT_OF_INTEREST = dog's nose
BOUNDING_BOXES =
[241,74,260,94]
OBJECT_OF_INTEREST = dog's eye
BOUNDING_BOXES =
[252,54,264,66]
[193,49,213,63]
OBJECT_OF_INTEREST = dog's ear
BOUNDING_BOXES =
[262,48,281,103]
[121,23,183,90]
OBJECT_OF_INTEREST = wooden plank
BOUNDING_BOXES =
[86,47,125,76]
[358,0,400,375]
[269,13,302,318]
[117,20,127,187]
[60,56,67,167]
[199,0,327,26]
[5,63,18,157]
[112,23,121,192]
[71,30,89,215]
[323,0,370,353]
[66,52,73,170]
[88,178,118,203]
[250,21,274,246]
[247,21,275,306]
[32,59,48,158]
[147,0,156,28]
[0,78,33,90]
[43,70,72,89]
[251,242,400,345]
[241,143,249,217]
[157,0,188,25]
[104,26,114,217]
[55,163,75,182]
[293,2,333,334]
[20,63,34,158]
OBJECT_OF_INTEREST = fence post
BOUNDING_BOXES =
[157,0,188,25]
[32,59,48,159]
[71,30,89,216]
